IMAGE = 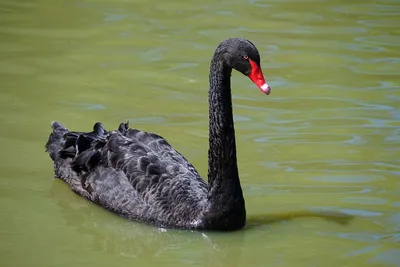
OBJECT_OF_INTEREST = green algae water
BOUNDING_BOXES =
[0,0,399,266]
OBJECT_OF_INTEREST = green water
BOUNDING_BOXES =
[1,0,399,266]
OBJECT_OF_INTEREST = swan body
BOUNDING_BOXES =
[46,38,271,231]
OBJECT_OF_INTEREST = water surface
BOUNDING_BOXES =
[0,0,399,266]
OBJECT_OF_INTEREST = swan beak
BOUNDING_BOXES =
[248,59,271,95]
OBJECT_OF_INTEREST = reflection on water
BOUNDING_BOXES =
[0,0,399,266]
[49,180,246,266]
[247,210,353,228]
[49,179,353,266]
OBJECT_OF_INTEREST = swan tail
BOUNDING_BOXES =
[45,121,112,200]
[45,121,108,176]
[45,121,69,161]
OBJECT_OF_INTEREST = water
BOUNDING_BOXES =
[0,0,399,266]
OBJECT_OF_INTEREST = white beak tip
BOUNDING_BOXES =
[260,83,271,95]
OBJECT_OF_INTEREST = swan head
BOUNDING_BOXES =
[216,38,271,95]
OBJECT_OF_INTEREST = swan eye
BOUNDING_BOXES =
[244,55,249,60]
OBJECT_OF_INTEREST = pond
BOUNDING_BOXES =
[0,0,399,266]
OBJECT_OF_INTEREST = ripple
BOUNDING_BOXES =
[0,60,37,75]
[166,62,199,71]
[127,116,165,124]
[271,12,325,22]
[355,35,400,47]
[387,212,400,225]
[350,57,400,75]
[369,249,400,266]
[248,0,272,7]
[254,132,353,144]
[343,135,367,145]
[0,25,101,38]
[309,174,383,183]
[245,184,373,196]
[140,47,168,63]
[347,245,379,256]
[344,42,386,52]
[58,101,106,110]
[336,232,381,242]
[163,113,206,126]
[361,118,400,128]
[103,13,131,22]
[358,18,400,28]
[342,197,387,205]
[332,4,400,16]
[338,209,382,217]
[262,160,400,174]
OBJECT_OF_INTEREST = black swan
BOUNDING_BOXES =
[46,38,271,231]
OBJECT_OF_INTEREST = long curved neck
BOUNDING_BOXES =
[205,56,245,229]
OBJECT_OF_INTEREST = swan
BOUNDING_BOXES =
[46,38,271,231]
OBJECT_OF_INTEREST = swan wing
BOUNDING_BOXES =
[49,122,208,227]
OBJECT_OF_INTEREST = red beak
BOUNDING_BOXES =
[248,59,271,95]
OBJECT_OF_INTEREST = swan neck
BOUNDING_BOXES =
[206,57,245,226]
